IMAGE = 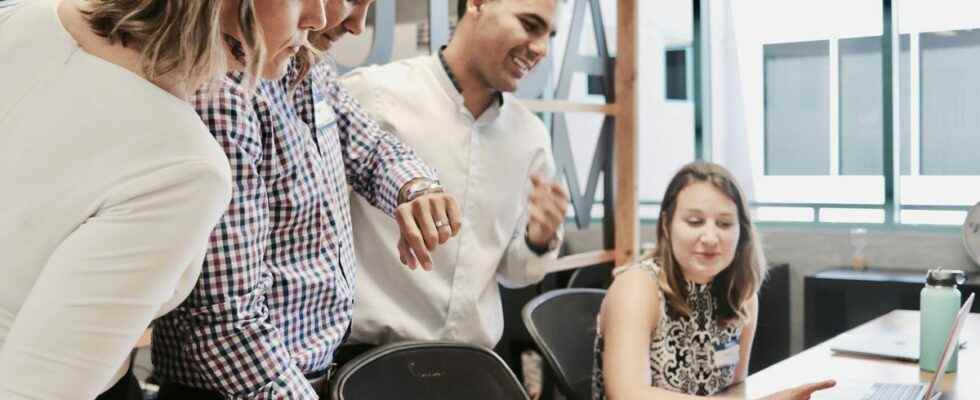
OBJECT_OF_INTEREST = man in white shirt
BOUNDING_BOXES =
[338,0,565,353]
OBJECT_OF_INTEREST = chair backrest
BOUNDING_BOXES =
[328,341,530,400]
[522,288,606,400]
[566,264,613,289]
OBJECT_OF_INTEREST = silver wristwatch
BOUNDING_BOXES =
[398,178,444,204]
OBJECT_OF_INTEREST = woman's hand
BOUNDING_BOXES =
[757,380,836,400]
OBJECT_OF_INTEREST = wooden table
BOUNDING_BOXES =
[718,310,979,399]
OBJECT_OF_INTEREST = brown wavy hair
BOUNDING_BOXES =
[652,161,767,325]
[82,0,267,92]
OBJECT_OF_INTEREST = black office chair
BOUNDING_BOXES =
[566,264,614,289]
[327,341,530,400]
[522,288,606,400]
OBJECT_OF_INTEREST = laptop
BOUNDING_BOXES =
[830,332,966,363]
[817,293,974,400]
[831,332,919,362]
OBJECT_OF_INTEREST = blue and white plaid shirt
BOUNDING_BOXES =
[152,60,437,399]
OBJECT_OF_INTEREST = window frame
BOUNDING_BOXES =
[716,0,975,230]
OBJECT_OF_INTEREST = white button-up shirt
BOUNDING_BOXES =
[341,54,560,349]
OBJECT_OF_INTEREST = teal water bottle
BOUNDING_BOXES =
[919,268,965,372]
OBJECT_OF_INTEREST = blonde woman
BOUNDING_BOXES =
[592,162,836,400]
[0,0,323,398]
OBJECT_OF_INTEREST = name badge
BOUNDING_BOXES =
[313,90,336,130]
[714,338,740,368]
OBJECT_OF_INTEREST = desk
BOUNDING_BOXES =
[720,310,979,399]
[806,267,980,347]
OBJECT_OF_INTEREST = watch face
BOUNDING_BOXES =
[963,202,980,268]
[404,179,439,203]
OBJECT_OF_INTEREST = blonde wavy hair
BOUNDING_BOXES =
[83,0,267,92]
[652,161,767,326]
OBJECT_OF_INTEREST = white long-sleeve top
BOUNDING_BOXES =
[340,54,560,349]
[0,1,232,398]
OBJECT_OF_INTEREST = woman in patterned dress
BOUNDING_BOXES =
[592,162,836,399]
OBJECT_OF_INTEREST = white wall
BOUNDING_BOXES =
[558,0,696,201]
[637,0,696,202]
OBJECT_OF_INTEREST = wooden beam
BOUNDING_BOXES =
[544,250,616,273]
[519,99,617,115]
[614,0,639,267]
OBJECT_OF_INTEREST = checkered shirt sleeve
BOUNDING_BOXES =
[151,76,318,399]
[319,65,438,214]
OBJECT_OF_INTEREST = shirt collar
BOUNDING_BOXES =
[437,46,504,111]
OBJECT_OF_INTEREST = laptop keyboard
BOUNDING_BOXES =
[867,383,924,400]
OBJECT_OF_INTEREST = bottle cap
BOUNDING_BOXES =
[926,268,967,286]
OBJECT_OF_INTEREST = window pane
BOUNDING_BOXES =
[900,34,911,176]
[764,41,830,175]
[754,207,815,223]
[665,48,688,100]
[838,35,912,175]
[726,1,883,204]
[900,210,968,225]
[920,29,980,175]
[818,208,886,223]
[839,36,883,175]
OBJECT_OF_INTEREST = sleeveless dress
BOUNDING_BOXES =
[591,260,742,398]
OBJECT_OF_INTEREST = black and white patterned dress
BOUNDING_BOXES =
[591,261,742,399]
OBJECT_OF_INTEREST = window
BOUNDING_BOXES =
[764,41,830,175]
[722,0,980,225]
[918,29,980,176]
[899,27,980,221]
[665,48,690,100]
[726,1,886,222]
